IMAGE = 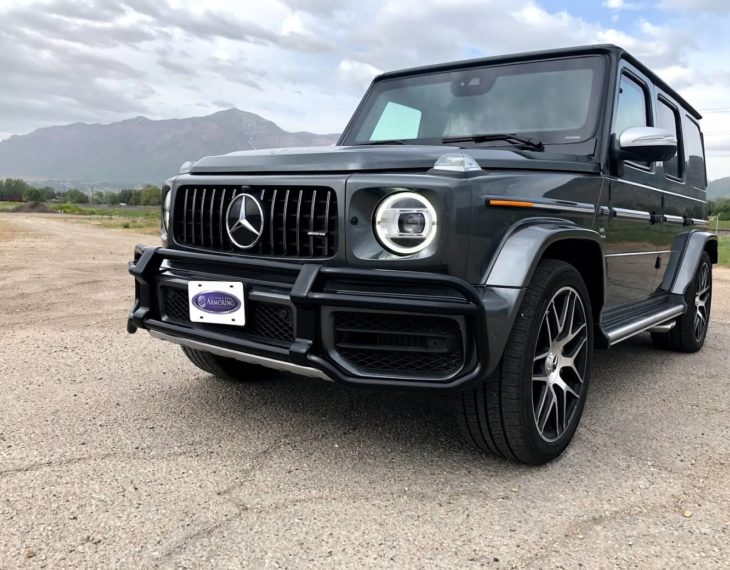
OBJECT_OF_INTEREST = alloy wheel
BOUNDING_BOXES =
[532,286,589,442]
[694,261,711,342]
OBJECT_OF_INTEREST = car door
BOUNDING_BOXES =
[604,66,665,307]
[655,104,709,287]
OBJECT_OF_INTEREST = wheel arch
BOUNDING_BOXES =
[480,220,608,370]
[661,231,718,296]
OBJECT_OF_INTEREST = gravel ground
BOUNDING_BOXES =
[1,213,728,569]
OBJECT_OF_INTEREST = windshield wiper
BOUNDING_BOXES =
[355,139,409,146]
[442,133,544,151]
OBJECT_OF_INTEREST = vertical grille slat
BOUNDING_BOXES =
[183,187,189,244]
[309,189,317,255]
[323,189,332,255]
[190,188,198,246]
[269,188,277,254]
[200,188,207,247]
[282,189,290,257]
[208,187,216,247]
[218,187,226,246]
[295,189,303,256]
[173,184,337,258]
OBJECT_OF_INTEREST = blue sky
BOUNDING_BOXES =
[1,0,730,178]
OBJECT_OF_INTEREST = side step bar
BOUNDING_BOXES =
[601,295,686,346]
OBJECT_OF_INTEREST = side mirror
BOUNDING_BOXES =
[617,126,677,163]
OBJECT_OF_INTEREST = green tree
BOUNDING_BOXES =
[23,187,43,202]
[38,186,56,201]
[139,184,162,205]
[63,188,90,204]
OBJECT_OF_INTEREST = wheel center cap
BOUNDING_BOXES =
[545,352,559,374]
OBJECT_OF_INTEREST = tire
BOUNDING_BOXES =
[453,259,593,465]
[181,345,269,380]
[651,251,712,353]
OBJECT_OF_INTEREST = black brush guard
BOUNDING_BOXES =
[128,245,491,390]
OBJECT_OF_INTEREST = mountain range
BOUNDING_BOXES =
[2,110,729,196]
[0,109,339,186]
[707,177,730,200]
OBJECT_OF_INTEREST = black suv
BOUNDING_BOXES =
[128,45,717,464]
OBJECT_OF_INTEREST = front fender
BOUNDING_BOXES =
[483,219,605,288]
[478,219,606,376]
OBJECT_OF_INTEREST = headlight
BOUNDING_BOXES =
[162,189,172,230]
[374,192,437,255]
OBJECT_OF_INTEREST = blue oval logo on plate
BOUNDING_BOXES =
[192,291,241,314]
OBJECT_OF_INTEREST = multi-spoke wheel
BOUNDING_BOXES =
[652,251,712,353]
[532,287,589,443]
[454,259,593,464]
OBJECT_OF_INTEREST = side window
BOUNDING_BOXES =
[370,101,422,141]
[613,73,651,168]
[684,118,707,189]
[657,99,682,179]
[613,74,650,137]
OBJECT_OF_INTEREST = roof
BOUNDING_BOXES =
[374,44,702,120]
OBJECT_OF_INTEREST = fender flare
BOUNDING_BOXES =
[478,220,606,376]
[661,230,718,295]
[483,219,605,292]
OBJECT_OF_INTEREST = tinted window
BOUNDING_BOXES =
[657,99,681,178]
[343,56,607,147]
[684,118,706,188]
[613,74,649,137]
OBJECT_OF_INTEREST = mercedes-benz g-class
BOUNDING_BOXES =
[128,45,717,464]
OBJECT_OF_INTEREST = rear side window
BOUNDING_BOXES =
[657,99,682,179]
[684,118,706,188]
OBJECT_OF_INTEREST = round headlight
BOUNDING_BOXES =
[163,190,172,229]
[374,192,437,255]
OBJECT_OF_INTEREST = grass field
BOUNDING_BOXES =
[719,236,730,266]
[0,202,160,233]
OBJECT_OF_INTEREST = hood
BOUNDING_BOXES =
[188,145,600,175]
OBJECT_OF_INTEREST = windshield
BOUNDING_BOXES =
[342,56,607,148]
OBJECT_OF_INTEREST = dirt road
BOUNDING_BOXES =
[1,213,728,568]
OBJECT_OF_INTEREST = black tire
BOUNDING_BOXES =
[453,259,593,465]
[181,345,269,380]
[651,251,712,353]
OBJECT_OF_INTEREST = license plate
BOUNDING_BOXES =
[188,281,245,326]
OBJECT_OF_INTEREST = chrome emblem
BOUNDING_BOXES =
[226,193,264,249]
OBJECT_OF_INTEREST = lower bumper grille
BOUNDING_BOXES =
[332,312,464,378]
[161,286,294,344]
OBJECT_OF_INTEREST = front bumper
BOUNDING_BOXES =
[128,245,500,391]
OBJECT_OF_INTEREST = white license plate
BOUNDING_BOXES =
[188,281,246,326]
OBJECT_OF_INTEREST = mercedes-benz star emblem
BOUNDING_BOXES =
[226,193,264,249]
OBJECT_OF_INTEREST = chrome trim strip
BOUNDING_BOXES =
[664,214,684,224]
[607,177,707,204]
[692,218,709,227]
[612,207,651,221]
[149,330,332,381]
[606,305,685,345]
[534,202,596,214]
[605,250,672,258]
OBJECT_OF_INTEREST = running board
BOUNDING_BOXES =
[601,295,686,346]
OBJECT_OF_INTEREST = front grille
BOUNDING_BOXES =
[173,185,338,258]
[162,286,294,344]
[333,312,464,378]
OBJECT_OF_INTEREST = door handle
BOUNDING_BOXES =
[650,212,665,225]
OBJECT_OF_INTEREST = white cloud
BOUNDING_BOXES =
[0,0,729,177]
[603,0,642,9]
